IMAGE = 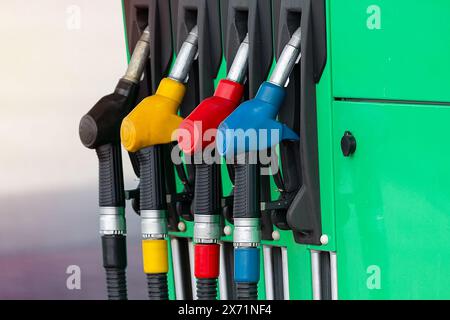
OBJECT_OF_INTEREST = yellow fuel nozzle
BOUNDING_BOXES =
[120,25,198,152]
[121,78,186,152]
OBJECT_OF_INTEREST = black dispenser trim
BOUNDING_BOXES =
[273,0,327,245]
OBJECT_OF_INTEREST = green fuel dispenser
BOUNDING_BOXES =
[118,0,450,300]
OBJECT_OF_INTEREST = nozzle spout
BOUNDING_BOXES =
[226,33,249,84]
[169,25,199,83]
[123,26,151,84]
[268,27,301,87]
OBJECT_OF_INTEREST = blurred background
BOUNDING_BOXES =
[0,0,147,299]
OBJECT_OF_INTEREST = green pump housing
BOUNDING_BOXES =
[122,0,450,300]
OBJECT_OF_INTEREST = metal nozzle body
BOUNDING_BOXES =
[233,218,261,248]
[99,207,126,235]
[194,214,221,244]
[268,27,302,87]
[141,209,168,239]
[169,25,199,83]
[226,34,249,84]
[123,26,151,84]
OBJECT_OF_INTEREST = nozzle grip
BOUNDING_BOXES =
[193,163,220,216]
[96,143,125,207]
[233,162,260,219]
[137,146,166,211]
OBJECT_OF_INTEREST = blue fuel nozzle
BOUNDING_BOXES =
[217,27,302,157]
[217,81,299,157]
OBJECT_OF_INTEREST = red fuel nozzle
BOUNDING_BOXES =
[177,79,244,154]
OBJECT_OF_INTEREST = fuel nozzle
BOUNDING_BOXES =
[78,26,151,300]
[217,27,301,157]
[120,25,199,153]
[216,27,302,301]
[79,26,150,149]
[177,34,249,300]
[177,34,249,155]
[119,26,199,300]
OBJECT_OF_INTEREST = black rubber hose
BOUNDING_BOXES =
[234,160,260,300]
[197,278,217,300]
[147,273,169,300]
[102,235,128,300]
[193,163,221,300]
[236,282,258,300]
[97,144,128,300]
[137,146,169,300]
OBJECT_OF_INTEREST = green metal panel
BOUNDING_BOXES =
[333,100,450,299]
[330,0,450,102]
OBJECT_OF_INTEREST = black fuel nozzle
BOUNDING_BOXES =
[78,26,151,300]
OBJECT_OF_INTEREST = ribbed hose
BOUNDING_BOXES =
[236,282,258,300]
[102,235,127,300]
[105,268,127,300]
[147,273,169,300]
[197,278,217,300]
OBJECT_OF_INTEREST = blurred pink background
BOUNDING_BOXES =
[0,0,147,299]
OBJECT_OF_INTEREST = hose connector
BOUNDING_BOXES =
[123,26,151,84]
[169,25,199,83]
[268,27,301,88]
[194,214,221,244]
[99,207,126,235]
[141,209,168,239]
[233,218,261,247]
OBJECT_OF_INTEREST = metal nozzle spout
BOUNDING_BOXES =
[226,33,249,84]
[123,26,151,84]
[169,25,199,83]
[268,27,302,88]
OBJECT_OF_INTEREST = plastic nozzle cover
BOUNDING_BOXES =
[234,247,260,283]
[217,82,299,157]
[194,244,220,279]
[79,79,138,149]
[177,79,244,155]
[120,78,186,152]
[142,239,169,274]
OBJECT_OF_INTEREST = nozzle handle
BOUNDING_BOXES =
[193,163,220,216]
[233,161,260,219]
[96,143,125,207]
[137,146,166,210]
